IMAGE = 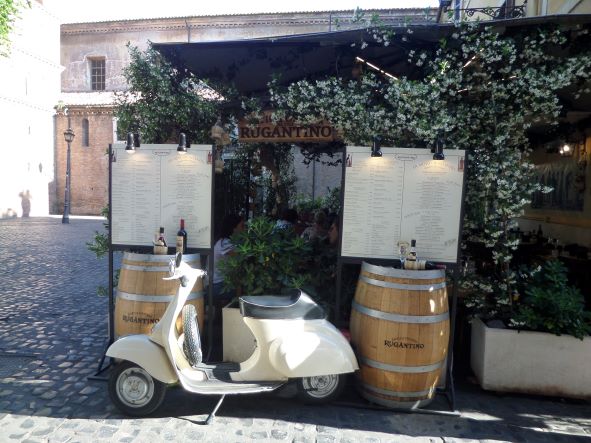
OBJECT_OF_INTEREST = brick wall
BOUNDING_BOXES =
[54,107,113,215]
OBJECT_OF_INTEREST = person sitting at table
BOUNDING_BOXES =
[327,216,339,247]
[274,208,298,231]
[301,210,328,242]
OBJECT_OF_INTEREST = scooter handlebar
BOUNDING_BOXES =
[163,256,206,282]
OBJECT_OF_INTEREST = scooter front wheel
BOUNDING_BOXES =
[108,360,167,416]
[296,374,346,404]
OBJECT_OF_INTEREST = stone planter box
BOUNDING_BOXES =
[470,317,591,399]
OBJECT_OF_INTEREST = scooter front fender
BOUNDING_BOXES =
[269,320,359,378]
[106,335,178,384]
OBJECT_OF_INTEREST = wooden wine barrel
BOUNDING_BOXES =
[350,261,449,409]
[114,252,205,339]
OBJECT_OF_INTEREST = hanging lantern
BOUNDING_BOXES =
[211,117,224,143]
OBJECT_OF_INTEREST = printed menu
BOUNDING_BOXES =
[342,146,465,263]
[111,144,212,249]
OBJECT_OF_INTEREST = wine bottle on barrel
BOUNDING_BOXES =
[153,227,168,255]
[536,224,544,244]
[176,218,188,254]
[158,227,167,247]
[403,239,444,270]
[408,239,417,261]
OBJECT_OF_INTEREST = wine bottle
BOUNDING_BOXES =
[390,260,402,269]
[404,259,445,270]
[153,227,167,255]
[407,239,417,261]
[158,227,167,247]
[402,239,445,270]
[537,224,544,244]
[176,218,188,254]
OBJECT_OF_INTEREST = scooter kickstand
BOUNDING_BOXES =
[205,394,226,425]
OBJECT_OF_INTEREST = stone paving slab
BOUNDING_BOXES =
[0,217,590,442]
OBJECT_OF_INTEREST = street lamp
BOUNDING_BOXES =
[62,124,75,224]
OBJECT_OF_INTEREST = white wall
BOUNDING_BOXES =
[0,0,61,217]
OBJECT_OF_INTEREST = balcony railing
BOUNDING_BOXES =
[442,2,528,21]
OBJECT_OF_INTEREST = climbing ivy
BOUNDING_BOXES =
[114,43,225,143]
[269,22,591,324]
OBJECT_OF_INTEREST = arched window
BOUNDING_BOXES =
[82,118,89,147]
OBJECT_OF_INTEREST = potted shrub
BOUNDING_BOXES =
[218,216,311,362]
[469,260,591,399]
[219,216,311,295]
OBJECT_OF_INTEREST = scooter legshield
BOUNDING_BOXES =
[106,334,178,384]
[269,321,359,378]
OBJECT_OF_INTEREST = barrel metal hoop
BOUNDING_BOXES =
[116,291,204,303]
[360,275,446,291]
[359,381,435,398]
[362,262,445,279]
[352,301,449,324]
[122,252,200,263]
[360,356,444,373]
[359,389,434,409]
[121,264,173,272]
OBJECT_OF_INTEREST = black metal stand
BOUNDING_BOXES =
[334,147,470,413]
[88,337,112,381]
[89,145,117,381]
[205,251,215,362]
[90,143,216,382]
[437,264,462,410]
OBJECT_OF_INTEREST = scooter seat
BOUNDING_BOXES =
[239,289,325,320]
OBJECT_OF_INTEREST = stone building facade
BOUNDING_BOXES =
[56,9,437,215]
[54,93,114,216]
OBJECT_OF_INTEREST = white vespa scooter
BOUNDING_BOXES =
[106,252,358,422]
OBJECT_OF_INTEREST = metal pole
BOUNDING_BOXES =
[62,116,72,224]
[312,159,316,201]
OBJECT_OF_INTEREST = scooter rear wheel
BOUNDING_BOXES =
[296,373,345,404]
[108,360,166,416]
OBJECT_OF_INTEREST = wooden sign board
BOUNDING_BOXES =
[239,111,336,143]
[341,146,466,264]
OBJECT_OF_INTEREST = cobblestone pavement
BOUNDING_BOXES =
[0,217,590,443]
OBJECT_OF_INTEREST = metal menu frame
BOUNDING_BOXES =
[92,143,216,379]
[336,146,470,412]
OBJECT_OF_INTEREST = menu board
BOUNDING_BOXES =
[110,144,213,249]
[342,146,465,263]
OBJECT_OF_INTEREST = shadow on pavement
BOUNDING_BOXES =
[94,373,590,442]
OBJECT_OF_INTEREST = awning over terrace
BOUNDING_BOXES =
[153,25,445,96]
[153,15,591,128]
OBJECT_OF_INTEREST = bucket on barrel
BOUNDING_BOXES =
[350,261,449,409]
[114,252,205,339]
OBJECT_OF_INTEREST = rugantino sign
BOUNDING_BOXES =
[384,337,425,350]
[239,113,336,143]
[122,312,157,325]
